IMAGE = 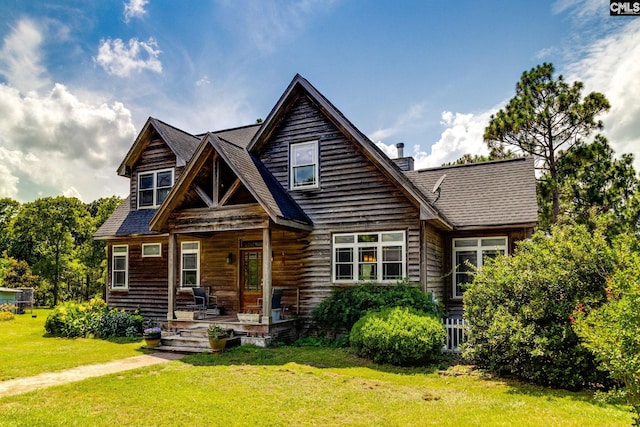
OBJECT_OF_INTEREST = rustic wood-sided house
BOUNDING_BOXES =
[94,74,538,337]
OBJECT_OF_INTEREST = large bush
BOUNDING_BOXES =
[463,224,614,390]
[312,280,442,336]
[44,298,142,338]
[574,237,640,424]
[350,307,445,366]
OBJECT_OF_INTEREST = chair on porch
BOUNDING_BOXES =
[192,287,219,317]
[257,288,284,321]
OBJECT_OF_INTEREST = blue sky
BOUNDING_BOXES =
[0,0,638,202]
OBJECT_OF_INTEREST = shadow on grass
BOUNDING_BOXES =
[177,343,630,413]
[178,344,440,377]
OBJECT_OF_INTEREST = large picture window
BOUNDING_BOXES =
[181,242,200,288]
[452,237,507,298]
[333,231,406,283]
[290,141,318,189]
[112,245,128,289]
[138,168,174,208]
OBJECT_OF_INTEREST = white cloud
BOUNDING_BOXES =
[124,0,149,23]
[414,110,493,169]
[563,19,640,171]
[373,109,494,170]
[0,19,50,93]
[95,37,162,77]
[0,21,137,202]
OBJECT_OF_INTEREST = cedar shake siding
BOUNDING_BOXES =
[258,95,422,316]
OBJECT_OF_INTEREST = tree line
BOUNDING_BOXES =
[0,196,122,306]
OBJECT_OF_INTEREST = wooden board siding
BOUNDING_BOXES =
[258,95,422,320]
[425,224,445,303]
[107,238,169,321]
[129,136,182,210]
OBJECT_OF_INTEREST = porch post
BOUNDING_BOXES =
[262,227,272,324]
[167,232,177,320]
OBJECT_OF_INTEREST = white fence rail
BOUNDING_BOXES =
[443,318,467,352]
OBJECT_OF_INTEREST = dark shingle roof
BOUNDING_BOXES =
[94,198,130,239]
[212,124,261,149]
[94,197,161,238]
[214,135,311,225]
[150,118,201,164]
[405,157,538,229]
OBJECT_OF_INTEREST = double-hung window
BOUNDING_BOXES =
[181,242,200,288]
[333,231,406,283]
[138,168,174,208]
[452,237,507,298]
[112,245,128,289]
[290,141,318,189]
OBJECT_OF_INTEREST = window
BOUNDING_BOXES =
[452,237,507,298]
[138,168,174,208]
[112,245,128,289]
[333,231,405,283]
[290,141,318,189]
[142,243,161,257]
[181,242,200,288]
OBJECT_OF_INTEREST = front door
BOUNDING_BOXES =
[240,242,262,312]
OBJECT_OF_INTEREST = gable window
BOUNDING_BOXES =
[452,237,507,299]
[333,231,405,283]
[142,243,162,257]
[138,168,174,208]
[112,245,128,289]
[181,242,200,288]
[290,141,318,189]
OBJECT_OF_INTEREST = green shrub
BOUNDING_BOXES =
[44,297,141,338]
[350,307,445,366]
[0,303,15,321]
[312,280,443,337]
[44,299,106,337]
[574,237,640,425]
[463,224,613,390]
[95,309,143,338]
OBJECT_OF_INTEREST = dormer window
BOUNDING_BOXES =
[138,168,174,209]
[290,141,318,189]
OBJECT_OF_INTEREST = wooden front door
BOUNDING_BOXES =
[240,246,262,312]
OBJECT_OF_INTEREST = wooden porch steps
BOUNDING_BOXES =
[152,326,242,354]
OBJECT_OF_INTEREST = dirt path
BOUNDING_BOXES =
[0,352,184,398]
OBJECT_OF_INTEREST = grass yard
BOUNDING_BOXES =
[0,309,144,380]
[0,343,634,426]
[0,311,634,426]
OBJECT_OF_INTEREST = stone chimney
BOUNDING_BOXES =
[392,142,414,171]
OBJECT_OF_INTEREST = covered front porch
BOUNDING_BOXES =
[158,203,310,347]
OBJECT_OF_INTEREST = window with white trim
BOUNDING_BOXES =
[142,243,161,257]
[138,168,174,208]
[333,231,406,283]
[290,141,318,189]
[452,237,507,298]
[112,245,128,289]
[181,242,200,287]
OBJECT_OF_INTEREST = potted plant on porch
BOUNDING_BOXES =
[207,325,228,353]
[143,327,162,348]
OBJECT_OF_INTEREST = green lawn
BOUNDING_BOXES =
[0,311,634,426]
[0,309,144,380]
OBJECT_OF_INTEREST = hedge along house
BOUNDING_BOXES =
[94,74,538,335]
